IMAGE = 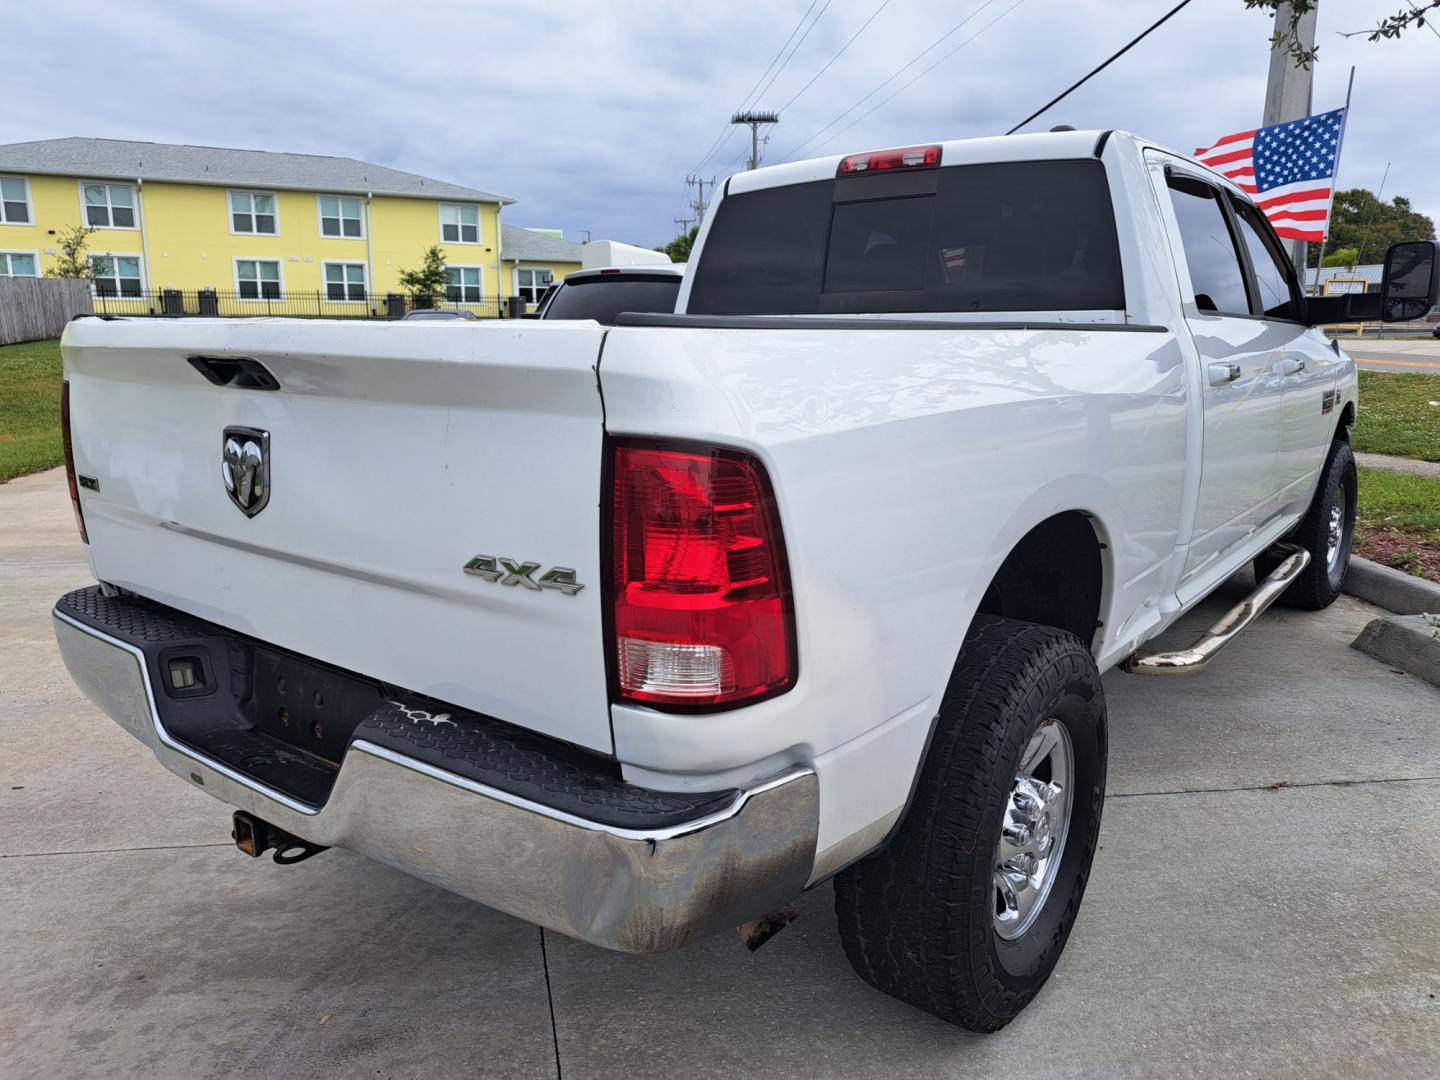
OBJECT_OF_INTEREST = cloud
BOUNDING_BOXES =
[9,0,1438,247]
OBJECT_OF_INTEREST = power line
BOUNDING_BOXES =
[748,0,836,110]
[778,0,1006,162]
[775,0,897,115]
[1004,0,1196,134]
[807,0,1029,157]
[711,0,892,179]
[688,0,824,176]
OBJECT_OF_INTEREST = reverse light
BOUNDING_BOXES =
[608,439,796,711]
[837,144,942,176]
[60,381,88,544]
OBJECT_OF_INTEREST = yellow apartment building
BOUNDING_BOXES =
[0,137,581,316]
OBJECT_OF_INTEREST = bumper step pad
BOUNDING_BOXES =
[55,586,736,827]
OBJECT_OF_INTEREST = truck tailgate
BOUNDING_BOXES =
[62,317,614,754]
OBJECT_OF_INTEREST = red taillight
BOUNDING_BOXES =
[837,144,942,176]
[608,439,795,711]
[60,380,88,544]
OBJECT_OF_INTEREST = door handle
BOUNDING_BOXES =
[1277,357,1306,376]
[1207,362,1242,386]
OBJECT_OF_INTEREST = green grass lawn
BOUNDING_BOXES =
[1353,371,1440,462]
[0,338,63,483]
[1354,466,1440,580]
[1356,467,1440,541]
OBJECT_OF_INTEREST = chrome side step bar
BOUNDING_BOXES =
[1121,544,1311,675]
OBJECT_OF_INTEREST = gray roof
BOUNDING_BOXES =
[502,224,582,263]
[0,137,511,204]
[1305,264,1382,286]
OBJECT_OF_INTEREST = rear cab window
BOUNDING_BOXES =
[688,159,1125,316]
[542,275,681,325]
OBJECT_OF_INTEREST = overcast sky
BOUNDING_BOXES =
[11,1,1439,247]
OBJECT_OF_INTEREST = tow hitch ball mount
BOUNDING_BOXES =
[231,810,329,865]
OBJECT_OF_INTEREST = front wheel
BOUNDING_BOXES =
[1257,439,1356,610]
[834,615,1107,1032]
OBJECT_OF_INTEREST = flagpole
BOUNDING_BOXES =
[1315,66,1356,279]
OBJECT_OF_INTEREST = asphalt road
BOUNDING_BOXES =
[3,468,1438,1079]
[1342,337,1440,374]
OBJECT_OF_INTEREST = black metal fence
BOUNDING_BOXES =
[90,289,517,321]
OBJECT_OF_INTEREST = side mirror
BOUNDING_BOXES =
[1380,240,1440,323]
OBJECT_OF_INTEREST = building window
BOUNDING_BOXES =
[235,259,282,299]
[230,191,278,235]
[82,183,136,228]
[444,266,483,302]
[0,177,30,223]
[516,268,554,304]
[0,252,38,277]
[440,204,480,244]
[89,255,143,297]
[324,262,366,301]
[319,196,363,238]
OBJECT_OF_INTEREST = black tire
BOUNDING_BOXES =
[1255,439,1356,610]
[833,615,1107,1032]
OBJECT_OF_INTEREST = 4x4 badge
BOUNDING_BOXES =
[463,555,584,596]
[222,427,270,517]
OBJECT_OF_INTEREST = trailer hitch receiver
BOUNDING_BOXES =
[231,810,329,865]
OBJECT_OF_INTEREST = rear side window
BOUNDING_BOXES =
[1166,175,1250,315]
[541,276,681,324]
[688,160,1124,315]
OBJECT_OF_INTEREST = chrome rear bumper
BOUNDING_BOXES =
[53,604,818,953]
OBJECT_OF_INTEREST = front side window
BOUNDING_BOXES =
[1229,196,1302,320]
[689,160,1124,315]
[83,183,136,228]
[319,195,363,238]
[517,267,554,304]
[236,259,281,299]
[444,266,482,302]
[0,176,30,223]
[1166,175,1250,315]
[231,191,278,234]
[89,255,143,297]
[440,204,480,244]
[0,252,37,276]
[324,262,366,300]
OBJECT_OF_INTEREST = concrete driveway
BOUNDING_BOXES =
[3,467,1437,1079]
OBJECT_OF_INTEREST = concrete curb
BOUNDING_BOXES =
[1352,614,1440,689]
[1343,556,1440,615]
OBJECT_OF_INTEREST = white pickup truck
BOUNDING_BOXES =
[53,130,1439,1032]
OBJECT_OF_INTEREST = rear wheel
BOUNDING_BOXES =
[1256,439,1356,610]
[834,615,1107,1032]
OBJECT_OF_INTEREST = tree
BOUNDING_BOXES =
[1244,0,1440,68]
[399,245,448,307]
[1320,247,1359,268]
[1305,189,1436,267]
[44,225,96,279]
[656,226,698,263]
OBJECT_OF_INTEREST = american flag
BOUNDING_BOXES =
[1194,107,1347,243]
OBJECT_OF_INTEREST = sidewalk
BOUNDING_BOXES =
[1355,452,1440,478]
[1348,338,1440,355]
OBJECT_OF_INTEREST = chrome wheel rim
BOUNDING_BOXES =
[993,719,1074,941]
[1326,486,1347,574]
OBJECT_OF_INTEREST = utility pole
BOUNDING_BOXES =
[674,217,693,239]
[1262,0,1318,271]
[731,111,779,171]
[685,175,715,225]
